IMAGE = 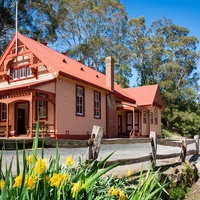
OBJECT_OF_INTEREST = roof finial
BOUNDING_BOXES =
[15,0,18,54]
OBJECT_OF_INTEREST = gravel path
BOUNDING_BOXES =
[1,142,196,176]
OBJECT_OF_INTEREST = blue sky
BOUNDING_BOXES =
[121,0,200,85]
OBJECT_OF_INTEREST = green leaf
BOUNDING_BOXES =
[15,140,20,175]
[82,158,128,192]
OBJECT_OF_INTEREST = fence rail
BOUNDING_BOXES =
[87,127,199,169]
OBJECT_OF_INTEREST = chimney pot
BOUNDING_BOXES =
[41,42,47,46]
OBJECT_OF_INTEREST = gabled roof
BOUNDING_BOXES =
[0,33,134,102]
[124,84,164,109]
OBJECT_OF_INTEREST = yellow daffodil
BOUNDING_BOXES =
[108,186,119,196]
[111,188,119,196]
[119,191,126,200]
[126,169,132,176]
[26,176,36,190]
[13,173,23,188]
[71,182,82,198]
[50,173,61,188]
[0,179,4,190]
[108,186,115,194]
[50,173,68,188]
[34,158,46,175]
[27,154,34,165]
[65,156,74,166]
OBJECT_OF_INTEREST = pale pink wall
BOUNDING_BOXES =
[55,77,106,136]
[9,103,15,130]
[35,82,55,93]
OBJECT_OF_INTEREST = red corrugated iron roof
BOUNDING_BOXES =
[1,33,164,107]
[8,33,134,102]
[124,84,162,107]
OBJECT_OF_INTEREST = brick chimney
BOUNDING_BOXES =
[105,56,114,90]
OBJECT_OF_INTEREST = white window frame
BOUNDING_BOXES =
[27,66,33,77]
[76,86,84,116]
[94,92,101,118]
[20,67,26,78]
[12,69,18,80]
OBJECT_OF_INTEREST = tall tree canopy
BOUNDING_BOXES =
[128,16,200,135]
[55,0,132,87]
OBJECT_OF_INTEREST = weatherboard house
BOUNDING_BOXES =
[0,33,163,139]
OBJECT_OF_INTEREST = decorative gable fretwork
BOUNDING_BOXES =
[0,90,32,104]
[32,90,55,104]
[0,39,46,84]
[8,40,27,55]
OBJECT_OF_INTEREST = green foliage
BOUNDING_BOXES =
[168,164,197,200]
[169,182,187,200]
[161,129,173,138]
[128,15,199,136]
[129,168,168,200]
[162,98,200,136]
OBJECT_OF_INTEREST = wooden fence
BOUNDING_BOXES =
[87,128,200,169]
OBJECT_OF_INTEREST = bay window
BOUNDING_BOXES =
[12,65,34,80]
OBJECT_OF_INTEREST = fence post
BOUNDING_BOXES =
[86,125,104,161]
[181,137,187,162]
[194,135,199,154]
[149,131,157,169]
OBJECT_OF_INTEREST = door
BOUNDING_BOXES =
[134,111,139,134]
[118,115,122,135]
[17,108,26,134]
[126,112,133,133]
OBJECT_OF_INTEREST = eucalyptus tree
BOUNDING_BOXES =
[55,0,132,77]
[127,16,149,86]
[128,16,200,135]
